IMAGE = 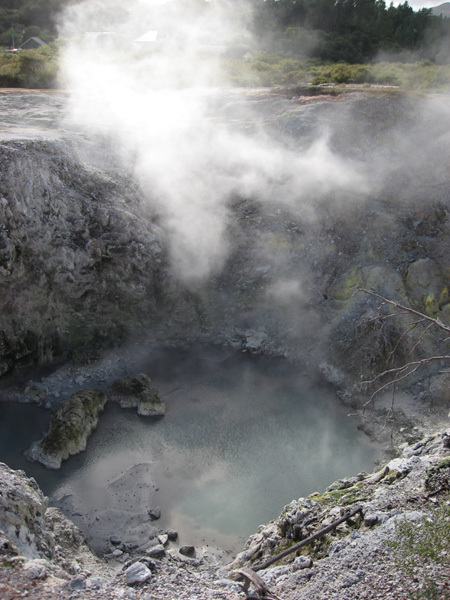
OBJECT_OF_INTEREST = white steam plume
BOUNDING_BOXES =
[59,0,368,285]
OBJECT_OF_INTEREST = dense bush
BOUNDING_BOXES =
[223,52,450,90]
[0,42,59,87]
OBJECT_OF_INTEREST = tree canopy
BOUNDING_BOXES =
[0,0,448,63]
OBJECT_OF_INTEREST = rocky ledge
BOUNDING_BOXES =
[110,374,166,417]
[1,429,449,600]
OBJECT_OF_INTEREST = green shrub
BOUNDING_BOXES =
[0,43,59,88]
[390,505,450,599]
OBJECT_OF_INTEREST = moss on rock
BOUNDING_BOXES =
[110,373,165,417]
[26,389,106,469]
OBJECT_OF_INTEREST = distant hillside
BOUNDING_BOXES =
[432,2,450,17]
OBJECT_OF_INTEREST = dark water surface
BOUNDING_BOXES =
[0,349,380,555]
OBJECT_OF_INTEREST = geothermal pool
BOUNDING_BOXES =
[0,348,380,556]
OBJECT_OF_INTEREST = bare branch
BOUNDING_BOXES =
[355,287,450,335]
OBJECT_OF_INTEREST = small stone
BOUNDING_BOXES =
[148,507,161,520]
[292,556,313,571]
[110,535,122,545]
[146,544,165,558]
[166,529,178,541]
[158,534,169,546]
[112,549,124,557]
[139,558,157,570]
[179,545,195,557]
[89,576,103,589]
[23,561,47,580]
[363,513,379,527]
[125,542,139,551]
[328,540,347,555]
[125,562,152,586]
[70,575,87,590]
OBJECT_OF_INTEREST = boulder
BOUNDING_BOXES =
[26,389,107,469]
[110,374,165,417]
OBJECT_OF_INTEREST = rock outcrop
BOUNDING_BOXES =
[26,389,107,469]
[110,374,165,417]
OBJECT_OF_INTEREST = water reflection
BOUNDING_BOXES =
[0,350,380,555]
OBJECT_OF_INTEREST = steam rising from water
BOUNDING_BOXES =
[58,0,369,285]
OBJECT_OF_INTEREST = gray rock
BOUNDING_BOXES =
[125,542,139,551]
[70,575,87,590]
[292,556,313,571]
[146,544,165,558]
[363,513,379,527]
[110,535,122,545]
[179,545,196,557]
[244,330,268,353]
[328,540,347,555]
[110,374,165,417]
[89,576,103,589]
[125,561,152,585]
[148,507,161,520]
[23,560,47,580]
[166,529,178,541]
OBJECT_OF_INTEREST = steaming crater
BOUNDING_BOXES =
[0,346,380,555]
[0,87,449,557]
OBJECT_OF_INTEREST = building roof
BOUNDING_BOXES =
[20,37,46,49]
[134,31,158,43]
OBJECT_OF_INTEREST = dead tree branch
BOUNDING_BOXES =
[354,287,450,335]
[252,506,362,572]
[354,287,450,410]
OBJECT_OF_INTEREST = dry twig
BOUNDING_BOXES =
[354,287,450,410]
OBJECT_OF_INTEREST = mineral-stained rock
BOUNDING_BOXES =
[110,373,165,417]
[26,389,107,469]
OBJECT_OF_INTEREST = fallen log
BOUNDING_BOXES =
[253,506,363,571]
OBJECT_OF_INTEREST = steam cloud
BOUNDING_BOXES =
[59,0,370,285]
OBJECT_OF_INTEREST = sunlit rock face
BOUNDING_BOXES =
[0,89,449,397]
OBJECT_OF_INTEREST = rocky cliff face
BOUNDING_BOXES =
[1,89,449,417]
[0,134,166,374]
